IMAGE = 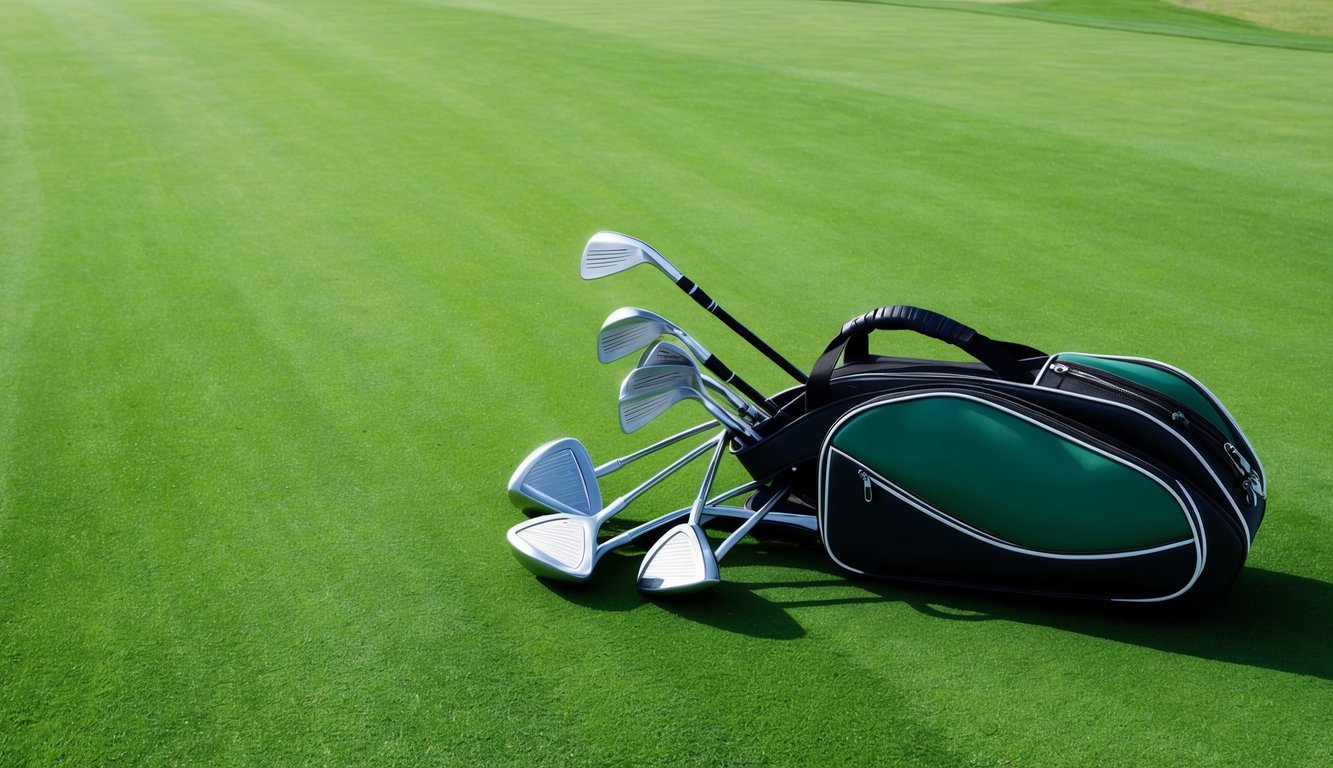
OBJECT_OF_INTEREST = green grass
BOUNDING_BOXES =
[1,0,1330,764]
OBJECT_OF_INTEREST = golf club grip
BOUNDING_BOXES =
[701,355,773,415]
[679,278,809,384]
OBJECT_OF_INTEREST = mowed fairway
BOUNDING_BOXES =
[2,0,1330,764]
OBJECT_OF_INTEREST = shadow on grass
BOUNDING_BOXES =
[531,538,812,640]
[536,538,1333,679]
[846,566,1333,681]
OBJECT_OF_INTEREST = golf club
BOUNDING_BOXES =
[623,362,762,426]
[619,384,761,440]
[621,363,763,428]
[638,341,765,422]
[597,307,773,414]
[635,434,728,594]
[507,433,724,582]
[637,482,794,595]
[581,231,807,384]
[508,421,717,516]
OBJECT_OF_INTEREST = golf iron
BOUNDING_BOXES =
[637,483,794,594]
[581,231,807,384]
[598,306,773,415]
[638,340,765,422]
[508,422,716,516]
[634,434,728,594]
[619,383,761,440]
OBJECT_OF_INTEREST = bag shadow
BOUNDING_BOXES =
[666,541,1333,681]
[524,526,1330,680]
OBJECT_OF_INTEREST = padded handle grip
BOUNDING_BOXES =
[806,305,1030,409]
[839,306,975,358]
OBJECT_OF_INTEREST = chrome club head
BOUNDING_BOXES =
[597,307,710,364]
[618,384,759,438]
[580,231,683,282]
[507,438,603,516]
[620,364,705,401]
[636,524,720,594]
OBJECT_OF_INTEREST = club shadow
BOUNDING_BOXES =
[531,538,810,640]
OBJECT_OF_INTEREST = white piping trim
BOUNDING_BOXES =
[831,448,1196,561]
[1114,479,1207,603]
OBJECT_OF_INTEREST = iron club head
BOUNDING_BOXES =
[597,307,710,364]
[580,231,683,282]
[507,438,603,516]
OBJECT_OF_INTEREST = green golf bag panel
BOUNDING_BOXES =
[816,390,1252,605]
[827,393,1193,552]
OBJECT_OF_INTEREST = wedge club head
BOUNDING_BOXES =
[637,432,727,595]
[507,438,603,516]
[636,524,719,594]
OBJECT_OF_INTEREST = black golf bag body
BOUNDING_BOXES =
[735,306,1266,609]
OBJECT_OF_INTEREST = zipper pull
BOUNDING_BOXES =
[1243,477,1266,506]
[1050,363,1069,374]
[858,470,873,502]
[1225,443,1266,504]
[1224,443,1252,477]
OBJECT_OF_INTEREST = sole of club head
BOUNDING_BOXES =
[636,523,720,595]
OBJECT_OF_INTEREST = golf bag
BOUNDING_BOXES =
[735,306,1266,608]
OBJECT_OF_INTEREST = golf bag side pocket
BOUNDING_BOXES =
[817,390,1239,605]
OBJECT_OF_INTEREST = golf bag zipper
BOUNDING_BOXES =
[1226,443,1266,505]
[1047,361,1262,503]
[859,470,873,502]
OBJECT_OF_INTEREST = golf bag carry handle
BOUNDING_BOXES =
[805,306,1032,408]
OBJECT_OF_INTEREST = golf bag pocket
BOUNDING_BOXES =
[817,390,1243,605]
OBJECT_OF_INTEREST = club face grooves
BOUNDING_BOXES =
[598,318,666,362]
[637,524,719,594]
[619,389,686,433]
[580,231,682,282]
